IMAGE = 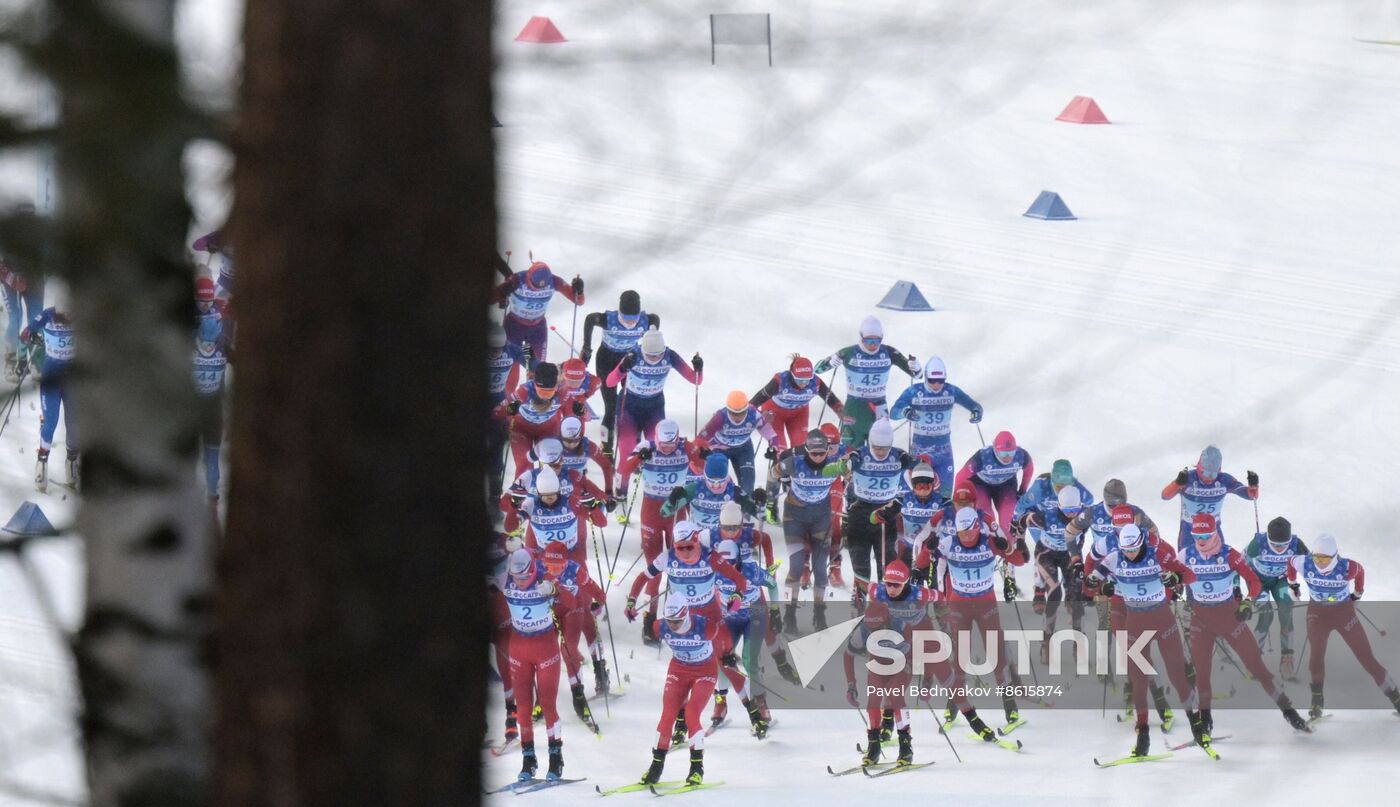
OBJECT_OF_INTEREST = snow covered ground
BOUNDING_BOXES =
[488,0,1400,802]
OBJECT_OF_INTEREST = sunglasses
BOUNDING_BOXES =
[535,385,558,398]
[995,450,1015,462]
[861,336,882,346]
[1312,554,1335,564]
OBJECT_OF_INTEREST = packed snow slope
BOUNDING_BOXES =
[489,0,1400,803]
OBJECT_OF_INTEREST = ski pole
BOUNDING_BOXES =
[589,525,625,705]
[1008,587,1041,687]
[548,325,576,354]
[1357,606,1388,637]
[975,423,986,448]
[925,702,963,763]
[815,366,839,426]
[569,276,581,358]
[693,376,700,437]
[1253,496,1261,534]
[606,482,641,581]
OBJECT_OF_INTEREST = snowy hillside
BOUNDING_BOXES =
[488,0,1400,802]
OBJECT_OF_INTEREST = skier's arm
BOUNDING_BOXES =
[955,454,977,486]
[1161,468,1188,500]
[491,276,516,305]
[669,350,701,385]
[886,348,915,376]
[1222,473,1255,501]
[552,274,584,306]
[695,410,726,445]
[1347,561,1366,597]
[1011,481,1040,523]
[889,386,916,421]
[950,385,983,421]
[748,375,782,407]
[627,562,661,599]
[579,312,607,355]
[660,482,698,517]
[1016,452,1035,495]
[618,452,643,478]
[604,354,634,388]
[755,412,779,444]
[813,346,853,374]
[587,444,616,497]
[1228,549,1263,599]
[1136,508,1161,541]
[709,555,749,594]
[814,376,843,412]
[757,529,775,567]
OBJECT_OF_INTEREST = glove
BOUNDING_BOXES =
[721,651,739,667]
[1247,470,1259,486]
[666,487,686,506]
[881,499,903,518]
[908,356,922,375]
[846,683,859,708]
[624,597,638,622]
[764,446,778,462]
[605,496,618,513]
[1289,582,1301,598]
[814,359,831,374]
[1175,468,1188,486]
[1236,598,1254,622]
[636,445,653,460]
[1101,580,1116,598]
[696,446,712,459]
[579,345,592,364]
[618,353,635,372]
[506,400,521,415]
[1350,592,1362,602]
[969,406,983,424]
[1002,574,1018,602]
[769,606,783,634]
[570,401,585,415]
[751,488,768,507]
[590,601,605,618]
[1162,571,1182,589]
[899,454,917,470]
[571,275,584,296]
[726,594,744,614]
[521,342,534,365]
[509,491,526,510]
[585,496,604,511]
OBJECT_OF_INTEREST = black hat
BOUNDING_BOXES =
[619,290,641,316]
[804,429,828,451]
[1266,516,1291,544]
[534,362,559,388]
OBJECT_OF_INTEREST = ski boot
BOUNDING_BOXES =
[686,748,704,786]
[35,447,49,493]
[1309,683,1324,720]
[639,748,666,785]
[1186,710,1212,750]
[570,683,598,732]
[773,650,801,685]
[862,728,882,765]
[1384,685,1400,716]
[711,691,729,728]
[504,700,519,744]
[1131,723,1151,758]
[672,715,688,747]
[755,694,772,723]
[1280,650,1297,681]
[783,603,799,637]
[828,562,845,588]
[966,710,996,742]
[65,449,80,490]
[532,704,543,723]
[546,738,564,781]
[879,709,894,743]
[1277,694,1309,731]
[1151,683,1174,731]
[1200,708,1212,735]
[642,612,660,647]
[766,500,780,525]
[813,602,828,632]
[743,697,768,739]
[942,700,958,728]
[593,657,611,696]
[896,727,913,766]
[1002,695,1020,727]
[518,743,537,782]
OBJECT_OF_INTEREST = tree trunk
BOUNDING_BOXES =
[217,0,495,804]
[55,1,214,805]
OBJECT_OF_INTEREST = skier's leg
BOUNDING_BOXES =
[728,441,757,494]
[1189,609,1216,710]
[510,652,537,746]
[656,670,686,750]
[685,672,717,748]
[1336,605,1393,687]
[595,347,622,448]
[1307,606,1331,685]
[536,649,563,736]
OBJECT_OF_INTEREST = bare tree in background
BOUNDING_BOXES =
[217,0,495,804]
[2,0,216,805]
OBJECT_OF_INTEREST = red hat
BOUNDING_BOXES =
[543,544,567,567]
[993,431,1017,453]
[790,356,814,380]
[820,423,841,443]
[561,357,587,385]
[953,482,977,506]
[1110,505,1136,528]
[195,277,217,302]
[1190,513,1217,538]
[883,560,911,585]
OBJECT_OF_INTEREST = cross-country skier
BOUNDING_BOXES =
[713,538,781,731]
[696,390,779,494]
[519,465,608,568]
[828,418,915,610]
[579,290,659,455]
[559,357,601,420]
[842,560,932,768]
[749,355,844,453]
[1286,534,1400,718]
[616,419,705,641]
[888,356,982,499]
[492,260,584,362]
[502,548,568,782]
[624,522,767,738]
[634,593,718,789]
[660,453,761,531]
[955,430,1033,539]
[558,416,616,501]
[1084,524,1211,760]
[913,506,1028,732]
[771,429,846,632]
[487,539,520,750]
[193,277,231,514]
[487,321,532,505]
[1160,445,1258,547]
[1246,516,1308,679]
[496,362,584,478]
[1064,479,1161,557]
[24,280,77,491]
[1179,514,1310,733]
[1012,459,1094,611]
[820,423,850,590]
[1021,485,1091,650]
[1,222,44,383]
[710,501,775,569]
[813,316,920,447]
[605,328,702,488]
[500,438,578,532]
[869,460,944,568]
[540,544,608,729]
